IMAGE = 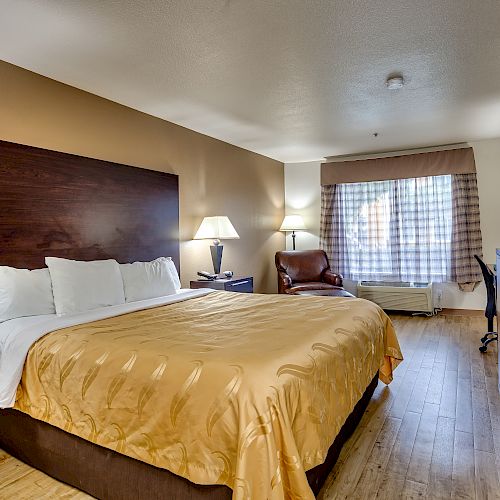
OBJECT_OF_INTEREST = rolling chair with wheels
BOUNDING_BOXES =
[474,254,497,352]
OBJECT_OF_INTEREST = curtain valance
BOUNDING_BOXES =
[321,147,476,185]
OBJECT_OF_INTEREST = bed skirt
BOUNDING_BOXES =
[0,372,378,499]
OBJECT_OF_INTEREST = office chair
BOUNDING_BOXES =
[474,255,497,352]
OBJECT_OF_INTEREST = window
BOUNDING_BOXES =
[324,175,453,282]
[320,150,483,287]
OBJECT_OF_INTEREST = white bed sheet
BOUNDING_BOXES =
[0,288,213,408]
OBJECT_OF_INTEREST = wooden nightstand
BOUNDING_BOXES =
[190,276,253,293]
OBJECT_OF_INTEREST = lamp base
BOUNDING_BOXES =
[210,244,223,275]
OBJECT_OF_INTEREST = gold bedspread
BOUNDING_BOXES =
[14,292,402,499]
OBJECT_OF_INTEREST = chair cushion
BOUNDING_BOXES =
[286,282,338,294]
[295,289,356,298]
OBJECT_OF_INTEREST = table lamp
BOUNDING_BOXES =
[194,216,240,274]
[280,215,307,250]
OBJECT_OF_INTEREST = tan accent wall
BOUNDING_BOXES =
[0,61,284,292]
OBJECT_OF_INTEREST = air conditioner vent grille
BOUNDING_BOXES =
[357,282,433,314]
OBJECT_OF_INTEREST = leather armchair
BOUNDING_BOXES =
[275,250,346,294]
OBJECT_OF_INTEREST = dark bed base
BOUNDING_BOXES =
[0,373,378,499]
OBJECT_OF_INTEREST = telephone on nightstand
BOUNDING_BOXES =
[197,271,218,281]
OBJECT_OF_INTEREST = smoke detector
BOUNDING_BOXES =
[386,75,405,90]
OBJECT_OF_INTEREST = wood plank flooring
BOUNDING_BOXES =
[320,314,500,500]
[0,314,498,499]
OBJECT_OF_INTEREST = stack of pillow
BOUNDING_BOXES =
[0,257,181,322]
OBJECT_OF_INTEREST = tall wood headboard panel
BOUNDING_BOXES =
[0,140,179,270]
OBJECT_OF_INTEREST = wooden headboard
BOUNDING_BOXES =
[0,140,179,270]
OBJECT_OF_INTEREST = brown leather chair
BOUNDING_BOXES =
[275,250,354,297]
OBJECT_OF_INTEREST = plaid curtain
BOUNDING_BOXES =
[320,173,482,286]
[450,173,483,289]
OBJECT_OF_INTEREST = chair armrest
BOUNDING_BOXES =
[322,270,343,287]
[277,270,292,294]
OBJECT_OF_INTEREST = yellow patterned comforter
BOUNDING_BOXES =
[14,291,402,499]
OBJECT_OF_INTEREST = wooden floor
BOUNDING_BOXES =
[0,314,499,499]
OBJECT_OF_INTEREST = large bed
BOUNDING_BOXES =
[0,141,402,499]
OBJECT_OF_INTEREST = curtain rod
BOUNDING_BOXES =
[324,142,470,163]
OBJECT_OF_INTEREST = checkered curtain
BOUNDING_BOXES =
[450,173,483,288]
[320,173,482,285]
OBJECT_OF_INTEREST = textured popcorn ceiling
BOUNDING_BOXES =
[1,0,500,162]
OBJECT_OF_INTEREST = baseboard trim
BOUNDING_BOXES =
[440,308,484,317]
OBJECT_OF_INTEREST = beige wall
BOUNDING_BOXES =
[0,61,285,292]
[283,161,322,252]
[285,138,500,309]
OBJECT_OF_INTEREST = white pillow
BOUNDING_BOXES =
[46,257,125,315]
[0,267,55,322]
[120,258,177,302]
[163,257,181,290]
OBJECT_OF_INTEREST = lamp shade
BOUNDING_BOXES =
[194,216,240,240]
[279,215,307,232]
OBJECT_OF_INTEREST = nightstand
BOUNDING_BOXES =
[190,276,253,293]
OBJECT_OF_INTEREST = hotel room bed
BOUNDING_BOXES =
[0,289,401,499]
[0,140,402,499]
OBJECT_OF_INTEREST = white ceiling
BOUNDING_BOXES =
[1,0,500,163]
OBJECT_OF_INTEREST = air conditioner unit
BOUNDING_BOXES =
[357,281,434,315]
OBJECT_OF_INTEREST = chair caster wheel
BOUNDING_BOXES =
[479,345,488,353]
[481,335,489,344]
